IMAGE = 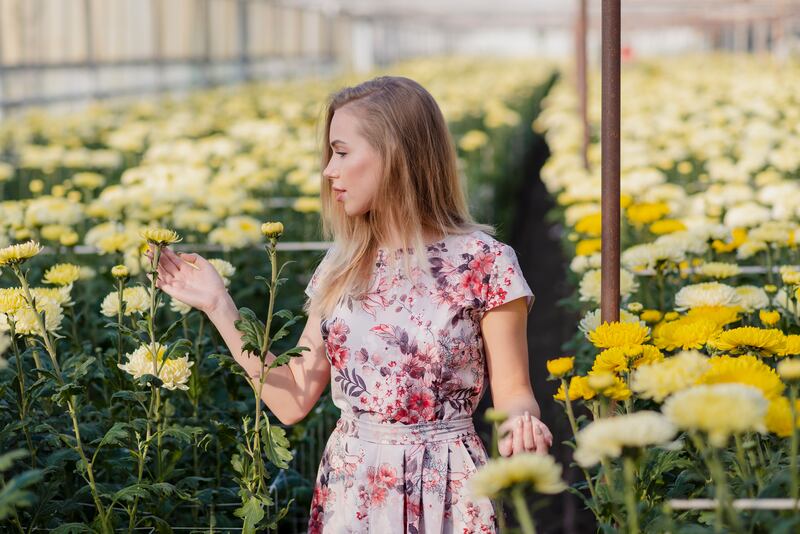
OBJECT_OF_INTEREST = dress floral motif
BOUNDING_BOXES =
[304,230,534,533]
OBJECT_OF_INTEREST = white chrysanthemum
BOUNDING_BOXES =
[573,411,677,467]
[118,342,194,391]
[31,286,73,307]
[469,453,567,498]
[564,203,601,227]
[578,308,645,338]
[773,288,795,312]
[100,286,154,317]
[736,240,768,260]
[0,332,10,368]
[570,253,601,274]
[578,269,639,304]
[662,383,768,447]
[694,262,741,279]
[631,350,711,402]
[621,242,685,272]
[723,202,771,228]
[208,258,236,286]
[748,222,795,244]
[11,297,64,336]
[170,298,192,315]
[655,230,710,256]
[734,285,770,313]
[674,282,741,311]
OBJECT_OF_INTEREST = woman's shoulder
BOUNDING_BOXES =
[445,228,509,254]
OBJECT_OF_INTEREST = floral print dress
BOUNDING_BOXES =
[304,230,534,534]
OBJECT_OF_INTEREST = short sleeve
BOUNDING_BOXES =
[304,246,335,300]
[483,243,535,315]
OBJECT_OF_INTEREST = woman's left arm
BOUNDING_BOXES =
[481,296,553,456]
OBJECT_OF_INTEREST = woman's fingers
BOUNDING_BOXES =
[522,411,535,451]
[532,421,548,455]
[512,417,525,455]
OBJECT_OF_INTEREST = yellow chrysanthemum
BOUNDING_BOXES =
[626,202,670,226]
[640,309,663,323]
[261,221,284,238]
[652,317,720,351]
[649,219,687,235]
[765,396,800,437]
[469,453,566,499]
[0,241,42,267]
[591,344,664,374]
[699,354,785,400]
[759,309,781,326]
[588,321,650,349]
[139,228,182,246]
[43,263,81,286]
[777,358,800,381]
[694,262,742,279]
[97,233,131,254]
[684,306,741,329]
[546,356,574,378]
[662,383,768,447]
[111,265,130,279]
[778,335,800,358]
[707,327,786,357]
[575,239,602,256]
[0,288,26,314]
[631,350,711,402]
[586,371,632,400]
[575,213,602,237]
[553,375,596,401]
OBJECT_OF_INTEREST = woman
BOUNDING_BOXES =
[147,76,553,533]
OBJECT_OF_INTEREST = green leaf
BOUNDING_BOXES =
[0,467,44,520]
[0,450,29,471]
[69,356,96,381]
[136,373,163,389]
[111,390,149,404]
[235,307,266,357]
[234,495,265,534]
[92,422,130,450]
[262,419,293,470]
[51,382,84,407]
[268,346,309,370]
[50,523,94,534]
[163,338,192,361]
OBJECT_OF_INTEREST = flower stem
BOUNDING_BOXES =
[789,384,799,505]
[622,456,638,534]
[510,486,536,534]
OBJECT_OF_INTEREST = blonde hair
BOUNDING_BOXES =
[306,75,494,319]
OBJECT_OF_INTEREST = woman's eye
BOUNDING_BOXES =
[335,152,346,157]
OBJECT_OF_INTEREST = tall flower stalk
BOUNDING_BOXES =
[226,221,308,531]
[0,241,112,532]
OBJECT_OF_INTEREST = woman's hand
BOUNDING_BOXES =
[144,245,228,315]
[497,410,554,457]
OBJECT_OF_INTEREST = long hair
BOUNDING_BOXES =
[306,75,494,319]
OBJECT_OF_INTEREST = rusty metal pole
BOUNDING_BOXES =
[600,0,621,325]
[576,0,590,170]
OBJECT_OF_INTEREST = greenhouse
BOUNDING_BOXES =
[2,1,800,533]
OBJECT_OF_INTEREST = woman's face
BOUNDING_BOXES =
[323,105,383,217]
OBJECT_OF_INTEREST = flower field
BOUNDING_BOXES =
[0,58,555,532]
[527,54,800,532]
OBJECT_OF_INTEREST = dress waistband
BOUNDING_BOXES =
[335,411,476,445]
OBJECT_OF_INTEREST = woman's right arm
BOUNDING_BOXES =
[204,292,331,425]
[147,245,331,425]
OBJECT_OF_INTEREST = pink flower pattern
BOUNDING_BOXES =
[304,230,534,533]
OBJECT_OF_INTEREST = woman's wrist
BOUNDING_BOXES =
[204,290,233,319]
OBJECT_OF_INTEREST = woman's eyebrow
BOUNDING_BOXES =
[330,139,347,147]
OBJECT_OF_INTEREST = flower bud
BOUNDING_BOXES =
[261,221,284,238]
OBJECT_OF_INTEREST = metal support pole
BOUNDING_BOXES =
[575,0,590,171]
[600,0,620,325]
[237,0,250,82]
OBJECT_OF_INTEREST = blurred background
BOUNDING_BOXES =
[3,2,800,534]
[2,0,800,117]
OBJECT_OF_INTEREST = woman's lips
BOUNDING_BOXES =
[333,188,346,201]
